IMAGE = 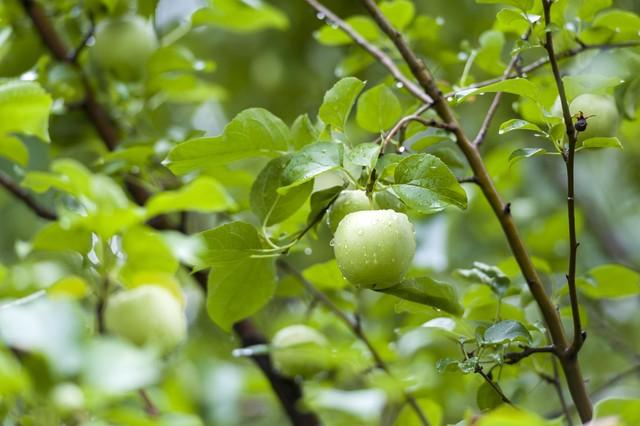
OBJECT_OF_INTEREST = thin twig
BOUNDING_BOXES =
[382,115,455,153]
[473,29,531,147]
[477,368,513,406]
[541,0,583,358]
[504,345,556,365]
[70,14,95,62]
[139,389,160,417]
[279,260,430,426]
[447,40,640,99]
[457,176,478,184]
[303,0,432,105]
[0,171,58,220]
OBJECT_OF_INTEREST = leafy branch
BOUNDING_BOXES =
[0,170,57,220]
[278,260,431,426]
[301,0,598,421]
[18,1,317,424]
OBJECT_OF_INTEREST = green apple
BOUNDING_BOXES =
[327,190,373,233]
[569,94,618,140]
[105,285,186,353]
[333,209,416,289]
[552,94,619,140]
[92,15,157,81]
[271,325,329,378]
[51,382,84,413]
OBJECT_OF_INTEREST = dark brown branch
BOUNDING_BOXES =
[541,0,583,359]
[303,0,432,105]
[0,171,58,220]
[20,0,119,151]
[232,319,319,426]
[504,345,555,364]
[457,176,478,184]
[477,368,513,406]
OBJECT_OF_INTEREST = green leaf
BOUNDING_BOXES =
[592,9,640,33]
[380,0,415,30]
[456,78,539,102]
[477,381,504,412]
[291,114,319,149]
[577,264,640,299]
[496,9,531,34]
[581,137,623,150]
[476,0,533,10]
[250,156,313,226]
[346,142,380,170]
[202,223,276,330]
[315,16,379,46]
[318,77,365,131]
[563,74,624,101]
[0,80,52,165]
[483,320,531,345]
[302,260,348,290]
[475,406,546,425]
[279,142,343,193]
[306,184,346,226]
[475,30,506,75]
[392,154,467,213]
[594,398,640,425]
[498,119,544,135]
[191,0,288,32]
[0,137,28,166]
[145,177,236,218]
[119,226,179,284]
[376,276,463,316]
[199,222,265,268]
[165,108,289,174]
[456,262,510,297]
[32,223,92,254]
[508,148,547,166]
[578,0,612,20]
[410,134,451,151]
[356,84,402,132]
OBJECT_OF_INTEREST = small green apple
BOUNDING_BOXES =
[569,94,619,140]
[552,94,619,140]
[271,325,329,378]
[333,209,416,289]
[327,190,373,233]
[92,15,157,81]
[105,285,186,353]
[51,382,84,413]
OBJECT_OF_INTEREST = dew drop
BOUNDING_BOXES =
[316,12,325,20]
[395,81,404,89]
[329,239,336,247]
[304,247,313,255]
[436,16,445,25]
